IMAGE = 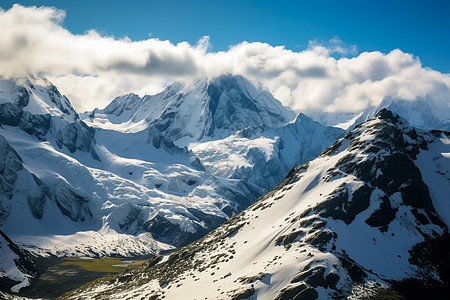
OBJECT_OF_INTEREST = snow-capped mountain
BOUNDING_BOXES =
[64,109,450,299]
[352,96,450,131]
[84,75,343,191]
[87,75,296,144]
[0,75,343,260]
[0,230,38,293]
[0,77,260,257]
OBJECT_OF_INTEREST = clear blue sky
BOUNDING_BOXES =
[3,0,450,73]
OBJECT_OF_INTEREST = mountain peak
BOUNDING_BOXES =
[374,107,401,123]
[0,76,99,159]
[86,75,296,143]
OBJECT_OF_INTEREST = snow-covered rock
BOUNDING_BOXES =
[64,109,450,299]
[0,133,47,223]
[0,230,38,293]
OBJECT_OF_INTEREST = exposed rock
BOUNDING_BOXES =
[275,283,308,300]
[314,184,373,225]
[229,286,255,300]
[291,266,326,288]
[54,186,91,222]
[293,287,318,300]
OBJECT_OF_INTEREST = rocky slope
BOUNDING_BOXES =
[62,109,450,299]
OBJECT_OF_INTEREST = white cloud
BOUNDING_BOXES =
[1,4,449,115]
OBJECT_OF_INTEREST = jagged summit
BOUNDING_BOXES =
[64,109,450,299]
[86,75,296,144]
[0,76,78,122]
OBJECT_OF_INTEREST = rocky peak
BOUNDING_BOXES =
[103,93,143,117]
[204,74,295,134]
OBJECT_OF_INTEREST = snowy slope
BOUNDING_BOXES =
[191,113,344,190]
[0,123,261,256]
[0,230,37,293]
[64,109,450,300]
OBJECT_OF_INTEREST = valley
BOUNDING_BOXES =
[18,256,150,299]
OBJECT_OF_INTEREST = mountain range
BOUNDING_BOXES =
[0,74,347,293]
[0,73,448,298]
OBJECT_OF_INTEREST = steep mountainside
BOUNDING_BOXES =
[63,110,450,300]
[0,230,38,293]
[0,75,342,259]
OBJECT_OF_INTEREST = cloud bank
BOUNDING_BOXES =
[1,4,449,115]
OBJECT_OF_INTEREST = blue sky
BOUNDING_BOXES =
[3,0,450,73]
